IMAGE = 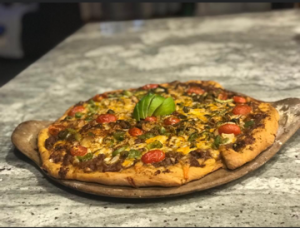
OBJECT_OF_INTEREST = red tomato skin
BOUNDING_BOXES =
[187,87,205,95]
[218,124,241,136]
[96,114,117,123]
[233,96,247,104]
[68,106,85,116]
[142,84,159,90]
[48,124,65,136]
[93,93,108,102]
[164,117,180,125]
[70,146,88,156]
[145,116,157,122]
[141,150,165,164]
[129,127,143,137]
[232,105,252,115]
[218,92,228,100]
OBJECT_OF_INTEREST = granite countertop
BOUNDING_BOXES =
[1,10,300,227]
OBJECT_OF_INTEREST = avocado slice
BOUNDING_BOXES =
[141,93,155,119]
[153,97,176,116]
[147,95,165,117]
[133,102,141,121]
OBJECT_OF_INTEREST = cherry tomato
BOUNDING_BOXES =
[70,145,88,156]
[218,124,241,136]
[233,96,247,104]
[48,124,66,136]
[68,106,85,116]
[142,84,159,90]
[96,114,117,123]
[141,150,165,164]
[164,117,180,125]
[218,92,228,100]
[145,116,157,122]
[187,87,205,95]
[93,94,107,102]
[129,127,143,137]
[232,105,252,115]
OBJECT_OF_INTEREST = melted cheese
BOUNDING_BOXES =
[146,135,168,144]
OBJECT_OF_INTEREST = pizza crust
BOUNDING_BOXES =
[220,103,279,170]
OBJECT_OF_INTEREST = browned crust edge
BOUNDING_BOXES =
[220,103,279,170]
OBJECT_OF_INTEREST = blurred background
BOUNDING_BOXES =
[0,2,298,86]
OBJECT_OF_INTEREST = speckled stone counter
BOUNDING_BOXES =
[1,10,300,227]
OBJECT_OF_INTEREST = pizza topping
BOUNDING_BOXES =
[129,127,143,137]
[133,94,175,121]
[218,92,228,100]
[232,105,252,115]
[141,150,165,164]
[146,140,163,150]
[212,135,229,149]
[68,106,85,117]
[127,149,142,159]
[96,114,117,123]
[142,84,159,90]
[48,124,66,136]
[218,124,241,136]
[113,130,126,142]
[45,136,58,150]
[70,145,88,156]
[187,87,205,95]
[77,153,93,162]
[164,117,180,125]
[215,98,233,103]
[233,96,247,104]
[145,116,157,122]
[244,120,255,128]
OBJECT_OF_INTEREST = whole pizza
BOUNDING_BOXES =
[38,80,279,187]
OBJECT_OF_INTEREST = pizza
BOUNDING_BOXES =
[38,80,279,187]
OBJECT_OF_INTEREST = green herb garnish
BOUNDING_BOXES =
[127,150,141,159]
[75,112,83,119]
[212,135,229,149]
[77,153,93,162]
[244,120,255,128]
[112,146,127,157]
[146,140,163,150]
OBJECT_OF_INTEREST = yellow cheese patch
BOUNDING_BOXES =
[146,135,168,144]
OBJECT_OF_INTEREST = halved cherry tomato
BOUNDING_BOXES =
[164,117,180,125]
[232,105,252,115]
[48,124,66,136]
[218,92,228,100]
[233,96,247,104]
[187,87,205,95]
[141,150,165,164]
[93,93,107,102]
[145,116,157,122]
[218,124,241,136]
[129,127,143,137]
[70,145,88,156]
[142,84,158,90]
[68,106,85,116]
[96,114,117,123]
